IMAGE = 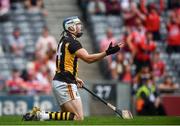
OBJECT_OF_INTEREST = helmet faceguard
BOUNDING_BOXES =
[63,16,83,38]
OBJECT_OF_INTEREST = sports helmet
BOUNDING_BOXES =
[63,16,83,38]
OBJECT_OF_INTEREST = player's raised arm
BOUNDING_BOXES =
[76,42,125,63]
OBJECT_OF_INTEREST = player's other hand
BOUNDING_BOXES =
[76,77,84,88]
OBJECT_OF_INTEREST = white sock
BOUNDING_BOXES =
[39,111,50,120]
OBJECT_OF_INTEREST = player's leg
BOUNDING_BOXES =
[40,82,76,121]
[61,98,84,120]
[39,81,83,121]
[22,81,83,121]
[45,87,84,121]
[41,99,84,121]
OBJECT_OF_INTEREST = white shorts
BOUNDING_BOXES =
[52,80,81,105]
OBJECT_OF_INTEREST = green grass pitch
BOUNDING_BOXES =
[0,116,180,125]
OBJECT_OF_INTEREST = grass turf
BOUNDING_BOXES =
[0,116,180,125]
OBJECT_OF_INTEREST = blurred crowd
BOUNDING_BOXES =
[0,0,56,95]
[0,0,47,23]
[5,26,57,95]
[77,0,180,115]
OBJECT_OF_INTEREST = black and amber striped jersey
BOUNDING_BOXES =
[53,33,82,84]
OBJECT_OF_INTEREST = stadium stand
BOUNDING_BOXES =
[78,0,180,84]
[0,0,49,94]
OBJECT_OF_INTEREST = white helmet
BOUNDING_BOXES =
[63,16,83,37]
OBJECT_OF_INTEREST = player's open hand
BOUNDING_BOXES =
[76,77,84,88]
[106,41,125,55]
